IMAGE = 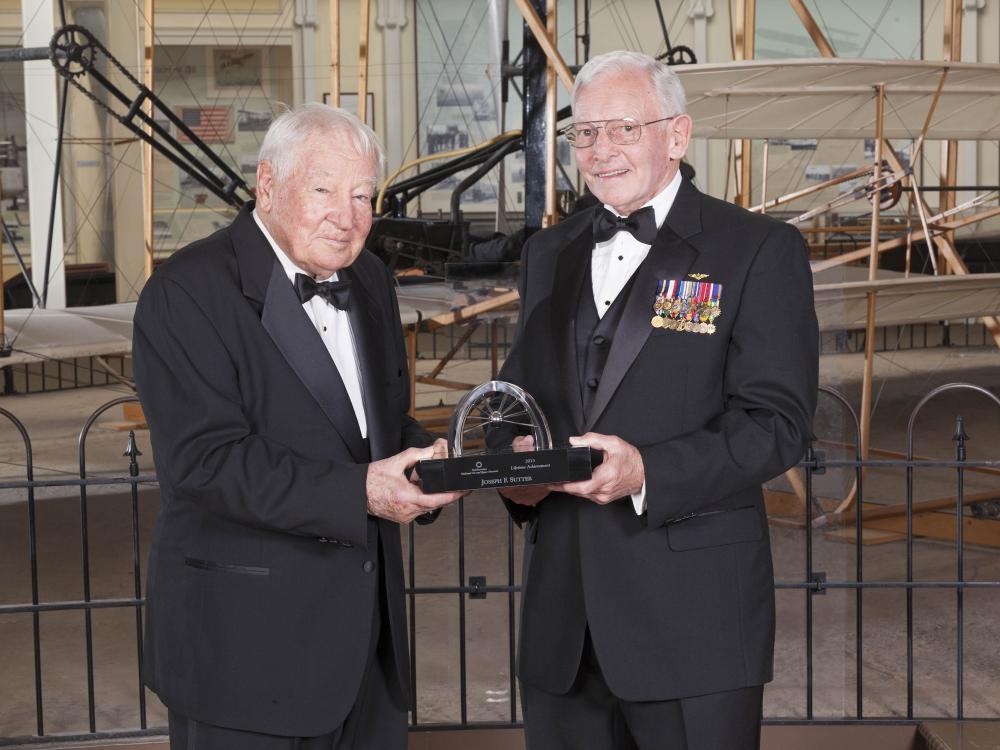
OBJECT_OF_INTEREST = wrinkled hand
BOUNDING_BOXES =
[498,435,550,507]
[367,443,463,524]
[410,438,449,483]
[553,432,644,505]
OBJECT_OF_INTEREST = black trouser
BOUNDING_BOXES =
[169,538,406,750]
[521,630,763,750]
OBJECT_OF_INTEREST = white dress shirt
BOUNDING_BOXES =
[253,210,368,439]
[590,170,682,513]
[591,169,682,317]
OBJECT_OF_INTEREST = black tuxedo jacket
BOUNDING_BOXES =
[133,205,427,736]
[500,178,818,701]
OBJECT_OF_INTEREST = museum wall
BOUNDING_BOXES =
[0,0,998,301]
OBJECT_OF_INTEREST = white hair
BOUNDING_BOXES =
[257,103,385,183]
[572,51,688,119]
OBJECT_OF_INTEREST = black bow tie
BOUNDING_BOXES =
[293,273,352,311]
[592,206,657,245]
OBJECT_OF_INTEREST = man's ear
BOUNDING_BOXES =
[256,161,274,212]
[668,114,693,161]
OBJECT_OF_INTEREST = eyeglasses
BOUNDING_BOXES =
[563,116,676,149]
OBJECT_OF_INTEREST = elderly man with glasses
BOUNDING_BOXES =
[497,51,818,749]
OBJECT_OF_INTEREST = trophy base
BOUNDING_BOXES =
[419,446,601,493]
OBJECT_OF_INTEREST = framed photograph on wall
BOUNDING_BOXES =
[322,92,375,128]
[237,109,273,133]
[213,48,263,87]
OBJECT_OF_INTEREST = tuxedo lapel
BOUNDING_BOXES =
[341,262,390,460]
[259,258,369,464]
[232,203,273,309]
[585,179,704,431]
[548,223,593,434]
[231,204,370,462]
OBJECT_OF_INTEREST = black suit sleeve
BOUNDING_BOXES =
[640,223,818,528]
[133,275,370,545]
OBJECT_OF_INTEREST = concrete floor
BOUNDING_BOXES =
[1,346,999,742]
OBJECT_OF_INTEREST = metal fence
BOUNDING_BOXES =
[1,384,999,745]
[1,355,133,396]
[418,320,514,364]
[818,321,993,355]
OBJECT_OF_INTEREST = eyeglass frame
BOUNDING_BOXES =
[561,116,678,148]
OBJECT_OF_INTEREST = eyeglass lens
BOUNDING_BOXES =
[567,120,642,148]
[569,120,642,148]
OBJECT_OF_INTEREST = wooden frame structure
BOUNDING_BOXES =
[142,0,154,281]
[715,4,1000,523]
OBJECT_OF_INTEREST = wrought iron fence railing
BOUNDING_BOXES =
[0,384,999,745]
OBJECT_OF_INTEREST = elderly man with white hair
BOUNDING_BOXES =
[498,51,818,748]
[133,104,462,749]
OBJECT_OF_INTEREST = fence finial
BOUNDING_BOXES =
[123,430,142,477]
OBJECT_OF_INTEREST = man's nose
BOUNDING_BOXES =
[325,196,354,228]
[590,128,618,160]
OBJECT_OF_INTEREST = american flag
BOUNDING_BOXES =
[177,106,231,144]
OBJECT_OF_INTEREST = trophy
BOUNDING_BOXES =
[418,380,601,493]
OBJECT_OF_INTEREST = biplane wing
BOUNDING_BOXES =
[0,284,515,367]
[4,269,1000,367]
[813,269,1000,332]
[677,58,1000,141]
[1,304,135,367]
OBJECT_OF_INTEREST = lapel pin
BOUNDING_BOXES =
[688,273,709,280]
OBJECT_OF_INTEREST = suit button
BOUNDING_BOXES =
[587,378,599,389]
[592,335,606,346]
[363,560,375,573]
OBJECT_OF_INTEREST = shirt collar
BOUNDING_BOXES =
[252,208,339,284]
[603,168,682,230]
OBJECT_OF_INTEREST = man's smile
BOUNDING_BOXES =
[593,168,630,179]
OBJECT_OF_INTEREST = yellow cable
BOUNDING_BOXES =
[375,129,523,215]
